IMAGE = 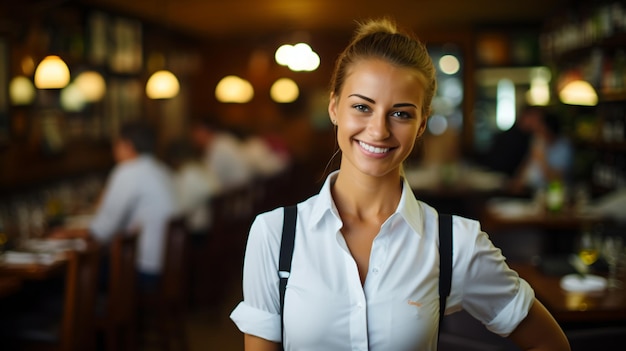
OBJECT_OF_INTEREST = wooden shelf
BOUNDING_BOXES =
[600,91,626,103]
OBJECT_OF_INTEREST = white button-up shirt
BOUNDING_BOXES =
[230,171,534,351]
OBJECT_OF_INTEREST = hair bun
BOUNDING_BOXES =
[354,17,398,40]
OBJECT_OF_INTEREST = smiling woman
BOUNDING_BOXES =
[230,17,571,351]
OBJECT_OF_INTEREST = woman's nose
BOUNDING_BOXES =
[367,113,390,140]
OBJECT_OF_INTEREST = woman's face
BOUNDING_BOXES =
[328,58,427,179]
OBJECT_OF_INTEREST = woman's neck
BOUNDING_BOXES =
[332,167,403,222]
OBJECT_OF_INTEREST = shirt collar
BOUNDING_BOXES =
[308,170,425,237]
[397,176,425,237]
[309,170,341,230]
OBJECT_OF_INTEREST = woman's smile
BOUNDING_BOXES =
[356,140,395,157]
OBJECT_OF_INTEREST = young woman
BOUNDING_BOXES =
[230,18,570,351]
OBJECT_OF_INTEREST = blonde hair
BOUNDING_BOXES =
[329,17,436,117]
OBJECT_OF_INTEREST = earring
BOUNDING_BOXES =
[331,119,337,125]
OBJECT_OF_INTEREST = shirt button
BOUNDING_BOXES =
[357,302,363,309]
[372,267,379,274]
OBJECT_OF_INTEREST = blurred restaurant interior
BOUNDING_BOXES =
[1,0,626,350]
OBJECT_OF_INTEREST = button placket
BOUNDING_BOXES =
[368,226,389,283]
[340,238,369,351]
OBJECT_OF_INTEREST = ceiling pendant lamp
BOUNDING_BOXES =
[215,75,254,103]
[9,76,36,105]
[74,70,106,102]
[146,69,180,99]
[559,80,598,106]
[270,78,299,103]
[34,55,70,89]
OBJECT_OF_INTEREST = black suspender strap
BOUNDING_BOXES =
[438,213,453,340]
[278,205,297,349]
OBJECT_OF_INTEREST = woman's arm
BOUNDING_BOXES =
[244,334,280,351]
[507,298,571,351]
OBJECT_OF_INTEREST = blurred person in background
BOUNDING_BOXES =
[190,118,254,191]
[165,138,221,238]
[509,107,574,195]
[51,119,178,292]
[479,105,533,178]
[241,131,291,179]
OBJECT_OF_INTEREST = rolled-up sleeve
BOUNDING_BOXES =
[484,278,534,336]
[460,229,535,337]
[230,208,284,342]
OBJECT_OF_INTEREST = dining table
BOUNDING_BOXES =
[509,261,626,324]
[0,238,87,281]
[480,196,610,233]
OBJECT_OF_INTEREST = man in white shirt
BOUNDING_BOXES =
[53,120,178,291]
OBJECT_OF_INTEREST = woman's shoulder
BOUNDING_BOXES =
[447,213,494,266]
[246,207,288,258]
[450,213,481,236]
[254,206,287,226]
[419,201,483,245]
[256,193,319,222]
[418,201,480,235]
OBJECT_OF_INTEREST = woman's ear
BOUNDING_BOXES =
[416,114,428,138]
[328,92,338,125]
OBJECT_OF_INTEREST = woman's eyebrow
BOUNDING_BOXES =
[348,93,374,103]
[348,94,417,109]
[393,103,418,109]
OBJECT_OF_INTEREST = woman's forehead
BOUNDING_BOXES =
[341,59,426,100]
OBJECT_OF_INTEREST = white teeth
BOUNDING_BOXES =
[359,141,389,154]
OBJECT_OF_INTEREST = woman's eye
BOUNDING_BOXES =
[353,104,370,113]
[391,111,412,119]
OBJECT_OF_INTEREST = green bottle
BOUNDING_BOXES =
[546,180,565,212]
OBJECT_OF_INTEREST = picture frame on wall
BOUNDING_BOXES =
[108,16,143,74]
[88,11,109,66]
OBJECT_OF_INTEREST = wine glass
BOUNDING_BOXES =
[602,236,624,289]
[574,230,602,275]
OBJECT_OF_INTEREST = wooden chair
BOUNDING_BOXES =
[138,217,189,351]
[192,185,254,310]
[10,240,101,351]
[95,232,139,351]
